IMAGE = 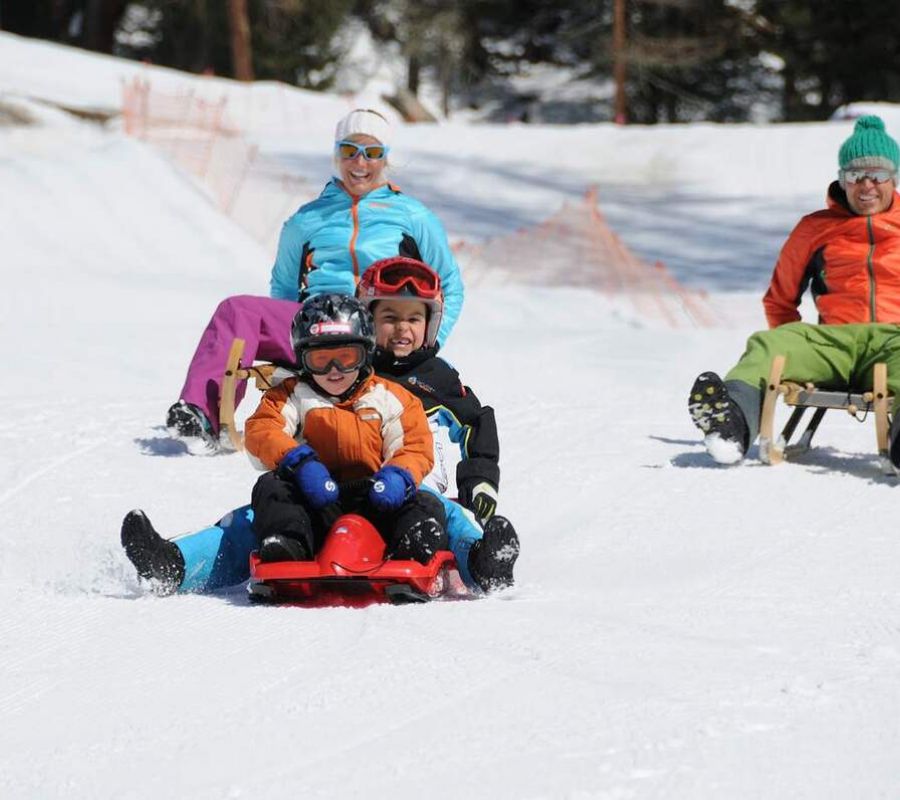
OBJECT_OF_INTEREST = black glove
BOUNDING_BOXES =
[459,479,498,526]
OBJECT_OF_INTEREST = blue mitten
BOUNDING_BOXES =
[368,465,415,512]
[280,445,338,510]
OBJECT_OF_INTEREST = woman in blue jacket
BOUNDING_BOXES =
[167,108,464,454]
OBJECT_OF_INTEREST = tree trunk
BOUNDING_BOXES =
[407,53,420,96]
[782,62,797,122]
[228,0,254,81]
[613,0,627,123]
[82,0,128,53]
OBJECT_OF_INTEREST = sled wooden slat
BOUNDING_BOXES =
[220,338,246,452]
[874,362,890,458]
[219,339,281,453]
[758,354,893,469]
[759,354,786,464]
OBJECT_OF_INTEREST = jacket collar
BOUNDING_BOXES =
[301,366,374,404]
[372,346,439,376]
[327,178,399,201]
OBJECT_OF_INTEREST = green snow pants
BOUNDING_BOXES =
[723,322,900,444]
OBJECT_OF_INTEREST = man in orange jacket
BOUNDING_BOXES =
[689,115,900,466]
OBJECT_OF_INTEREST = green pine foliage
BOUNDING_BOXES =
[4,0,900,122]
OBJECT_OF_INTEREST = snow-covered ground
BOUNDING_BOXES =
[3,33,900,799]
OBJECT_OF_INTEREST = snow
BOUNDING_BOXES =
[3,32,900,799]
[702,433,745,465]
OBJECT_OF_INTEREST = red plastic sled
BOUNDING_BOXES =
[248,513,469,606]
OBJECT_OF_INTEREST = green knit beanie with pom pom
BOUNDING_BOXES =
[838,115,899,171]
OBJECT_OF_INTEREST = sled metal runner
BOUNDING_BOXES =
[759,354,893,471]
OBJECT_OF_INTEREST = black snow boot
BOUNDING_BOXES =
[258,533,312,563]
[688,371,749,464]
[468,515,520,593]
[121,510,185,595]
[391,517,447,564]
[166,400,219,455]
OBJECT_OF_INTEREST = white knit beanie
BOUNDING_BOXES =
[334,109,391,145]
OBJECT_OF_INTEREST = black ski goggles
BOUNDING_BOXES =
[301,343,367,375]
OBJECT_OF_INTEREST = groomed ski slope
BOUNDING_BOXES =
[3,33,900,799]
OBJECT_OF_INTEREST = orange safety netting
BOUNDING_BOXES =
[122,79,719,327]
[455,187,720,328]
[122,77,308,249]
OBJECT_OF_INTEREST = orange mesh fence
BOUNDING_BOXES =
[122,79,719,327]
[122,77,309,249]
[455,187,721,328]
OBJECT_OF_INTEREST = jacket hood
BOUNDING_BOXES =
[826,180,854,214]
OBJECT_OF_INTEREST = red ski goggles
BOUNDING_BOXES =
[301,344,367,374]
[368,260,441,300]
[336,140,390,161]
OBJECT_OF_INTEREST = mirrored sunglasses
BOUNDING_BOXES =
[302,344,367,374]
[842,167,896,185]
[336,140,389,161]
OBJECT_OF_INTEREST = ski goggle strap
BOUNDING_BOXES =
[370,260,441,300]
[301,343,367,375]
[336,141,389,161]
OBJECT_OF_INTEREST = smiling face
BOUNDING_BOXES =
[336,134,388,197]
[310,365,360,397]
[846,175,896,215]
[372,299,428,357]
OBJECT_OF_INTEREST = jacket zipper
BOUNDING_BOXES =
[867,216,877,321]
[349,194,361,279]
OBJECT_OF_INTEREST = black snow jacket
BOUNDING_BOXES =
[372,346,501,504]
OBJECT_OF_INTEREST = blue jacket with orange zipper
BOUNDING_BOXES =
[269,179,464,346]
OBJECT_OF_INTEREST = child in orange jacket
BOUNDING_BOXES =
[245,293,447,564]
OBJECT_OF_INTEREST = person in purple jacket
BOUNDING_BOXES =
[167,108,464,454]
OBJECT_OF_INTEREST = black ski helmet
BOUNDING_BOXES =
[290,294,376,366]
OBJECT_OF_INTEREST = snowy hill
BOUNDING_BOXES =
[3,33,900,799]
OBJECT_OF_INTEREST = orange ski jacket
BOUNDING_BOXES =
[763,182,900,328]
[244,371,434,486]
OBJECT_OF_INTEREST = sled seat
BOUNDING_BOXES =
[759,354,892,470]
[220,338,279,452]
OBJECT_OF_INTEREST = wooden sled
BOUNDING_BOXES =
[758,354,893,471]
[220,338,278,452]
